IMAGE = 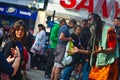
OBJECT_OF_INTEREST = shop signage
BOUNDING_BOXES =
[60,0,120,18]
[0,4,37,20]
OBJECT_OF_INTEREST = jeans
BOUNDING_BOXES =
[82,62,90,80]
[61,65,75,80]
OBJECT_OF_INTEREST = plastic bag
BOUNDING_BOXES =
[61,41,74,66]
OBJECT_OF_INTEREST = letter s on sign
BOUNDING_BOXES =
[60,0,76,9]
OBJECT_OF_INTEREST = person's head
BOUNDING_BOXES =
[113,17,120,26]
[88,13,102,25]
[59,18,66,27]
[68,19,77,28]
[88,13,103,40]
[81,19,88,28]
[10,19,27,45]
[74,25,82,36]
[38,24,45,31]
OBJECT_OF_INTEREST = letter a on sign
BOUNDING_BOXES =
[75,0,94,13]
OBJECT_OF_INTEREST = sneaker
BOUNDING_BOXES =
[44,75,51,79]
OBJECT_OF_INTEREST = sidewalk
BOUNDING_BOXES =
[25,69,75,80]
[26,69,49,80]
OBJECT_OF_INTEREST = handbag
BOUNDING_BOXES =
[31,40,42,51]
[61,41,74,66]
[30,39,43,55]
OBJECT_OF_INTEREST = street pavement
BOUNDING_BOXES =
[25,69,75,80]
[26,69,49,80]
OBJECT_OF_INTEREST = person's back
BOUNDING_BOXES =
[44,19,66,79]
[50,23,60,48]
[57,24,70,45]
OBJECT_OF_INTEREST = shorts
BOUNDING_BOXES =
[54,62,64,68]
[54,44,66,62]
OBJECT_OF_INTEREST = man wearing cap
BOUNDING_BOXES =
[44,18,66,79]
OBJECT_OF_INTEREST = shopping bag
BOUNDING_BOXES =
[61,41,74,66]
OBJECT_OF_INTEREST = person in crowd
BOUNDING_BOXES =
[2,19,27,80]
[0,27,4,47]
[50,19,77,80]
[71,19,90,79]
[113,17,120,79]
[79,19,91,80]
[67,13,119,80]
[61,25,84,80]
[80,19,90,50]
[31,24,46,70]
[26,31,34,52]
[44,18,66,79]
[0,47,21,77]
[24,31,34,70]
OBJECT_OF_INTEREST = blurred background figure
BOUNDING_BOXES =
[44,18,66,79]
[0,27,4,47]
[113,17,120,80]
[31,24,46,70]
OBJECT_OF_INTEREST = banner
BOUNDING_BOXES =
[0,4,37,20]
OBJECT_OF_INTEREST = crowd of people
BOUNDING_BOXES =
[0,12,120,80]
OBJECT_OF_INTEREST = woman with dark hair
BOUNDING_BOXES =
[2,19,27,80]
[61,25,84,80]
[31,23,46,69]
[68,13,119,80]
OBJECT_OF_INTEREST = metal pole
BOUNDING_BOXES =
[52,10,55,21]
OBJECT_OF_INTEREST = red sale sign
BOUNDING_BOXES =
[60,0,120,18]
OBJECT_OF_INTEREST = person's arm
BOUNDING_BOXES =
[78,49,90,54]
[0,47,21,76]
[2,41,16,58]
[67,46,90,54]
[10,47,21,76]
[59,32,72,41]
[7,55,15,63]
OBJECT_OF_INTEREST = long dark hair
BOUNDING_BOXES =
[9,19,27,46]
[88,13,103,41]
[38,24,46,32]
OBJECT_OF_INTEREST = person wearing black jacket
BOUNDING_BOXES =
[0,47,21,77]
[2,20,27,80]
